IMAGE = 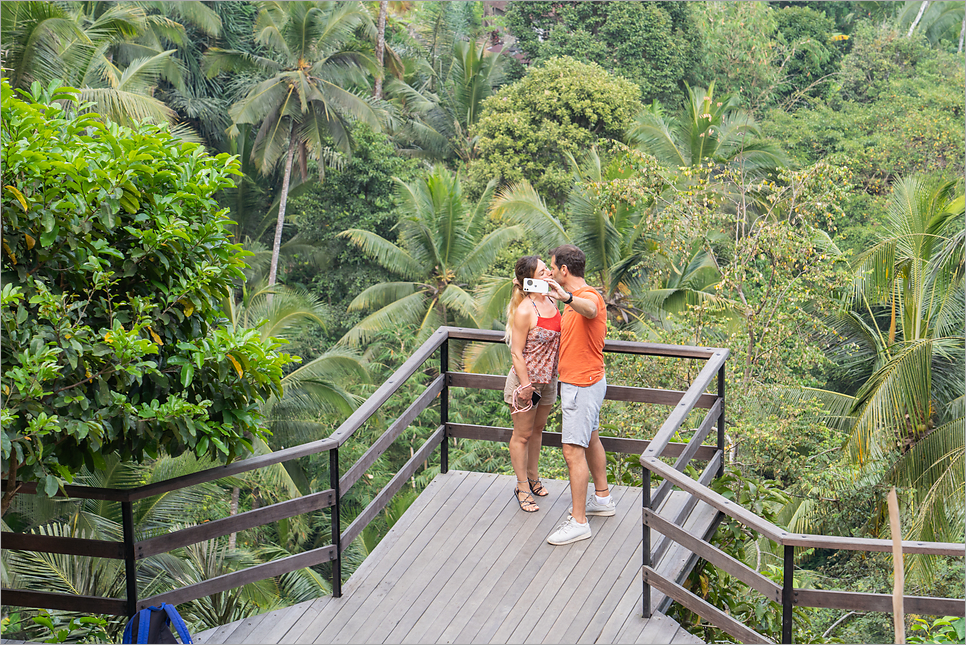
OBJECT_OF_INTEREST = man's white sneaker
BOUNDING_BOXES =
[547,516,592,545]
[569,495,616,517]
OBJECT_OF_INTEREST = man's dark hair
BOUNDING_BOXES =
[550,244,585,278]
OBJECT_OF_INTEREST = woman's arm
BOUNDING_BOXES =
[509,303,534,402]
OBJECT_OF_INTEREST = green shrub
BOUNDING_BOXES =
[504,1,702,105]
[1,81,294,512]
[466,56,640,204]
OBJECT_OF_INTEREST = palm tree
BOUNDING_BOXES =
[380,4,503,161]
[208,1,384,288]
[0,1,213,129]
[900,0,965,47]
[488,146,671,324]
[339,166,522,346]
[224,282,367,448]
[637,239,736,330]
[785,176,964,583]
[626,82,789,177]
[374,1,389,99]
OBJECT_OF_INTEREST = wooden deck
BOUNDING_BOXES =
[195,470,717,644]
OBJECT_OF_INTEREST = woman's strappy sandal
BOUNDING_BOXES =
[528,477,549,497]
[514,483,539,512]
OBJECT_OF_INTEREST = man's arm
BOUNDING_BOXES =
[567,292,598,319]
[546,280,599,319]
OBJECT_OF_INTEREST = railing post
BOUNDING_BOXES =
[330,447,342,598]
[717,363,725,478]
[642,467,651,618]
[440,335,449,474]
[782,544,794,644]
[121,500,137,616]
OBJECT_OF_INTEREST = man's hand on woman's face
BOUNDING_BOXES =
[545,278,568,301]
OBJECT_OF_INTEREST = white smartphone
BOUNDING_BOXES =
[523,278,549,294]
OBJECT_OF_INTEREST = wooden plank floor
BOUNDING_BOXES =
[195,471,716,644]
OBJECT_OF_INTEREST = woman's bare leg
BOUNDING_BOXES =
[526,403,553,482]
[509,405,539,509]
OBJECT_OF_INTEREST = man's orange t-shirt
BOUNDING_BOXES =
[559,286,606,386]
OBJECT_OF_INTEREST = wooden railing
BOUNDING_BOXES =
[1,326,726,622]
[641,427,966,643]
[9,325,955,645]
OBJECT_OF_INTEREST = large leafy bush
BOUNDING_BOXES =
[466,56,640,204]
[0,81,294,513]
[503,1,701,105]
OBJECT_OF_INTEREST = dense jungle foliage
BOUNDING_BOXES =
[2,1,964,643]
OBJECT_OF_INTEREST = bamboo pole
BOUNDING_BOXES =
[888,487,905,644]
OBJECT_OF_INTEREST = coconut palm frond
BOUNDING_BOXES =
[773,387,857,433]
[78,87,175,124]
[488,181,570,250]
[340,291,431,346]
[456,225,524,283]
[204,48,281,78]
[847,338,934,464]
[462,340,511,375]
[339,230,424,280]
[438,283,478,323]
[473,276,514,326]
[254,545,332,600]
[626,105,685,168]
[346,281,420,313]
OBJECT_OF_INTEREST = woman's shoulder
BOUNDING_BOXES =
[513,298,537,325]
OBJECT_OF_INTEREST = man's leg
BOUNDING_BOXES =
[587,429,609,498]
[562,443,588,523]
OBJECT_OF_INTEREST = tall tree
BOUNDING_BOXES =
[0,1,219,129]
[339,167,521,346]
[1,81,292,515]
[374,0,388,99]
[788,177,965,581]
[627,81,789,177]
[208,1,383,288]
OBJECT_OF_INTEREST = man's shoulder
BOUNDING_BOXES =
[575,286,605,311]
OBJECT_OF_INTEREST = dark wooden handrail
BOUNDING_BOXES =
[447,327,726,359]
[650,398,722,511]
[3,325,732,626]
[640,414,966,644]
[643,455,966,557]
[446,423,719,460]
[642,349,728,461]
[447,372,718,408]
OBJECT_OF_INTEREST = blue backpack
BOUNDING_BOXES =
[122,603,193,644]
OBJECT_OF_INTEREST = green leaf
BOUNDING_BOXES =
[183,364,195,388]
[44,474,59,497]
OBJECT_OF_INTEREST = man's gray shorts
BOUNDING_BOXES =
[560,377,607,448]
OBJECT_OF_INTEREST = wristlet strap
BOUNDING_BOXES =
[510,382,534,415]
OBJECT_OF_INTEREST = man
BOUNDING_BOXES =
[544,244,614,545]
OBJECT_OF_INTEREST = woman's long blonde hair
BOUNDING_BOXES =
[504,255,541,345]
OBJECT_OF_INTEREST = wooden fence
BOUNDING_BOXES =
[4,326,962,645]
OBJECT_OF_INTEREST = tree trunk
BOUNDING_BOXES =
[228,485,240,550]
[907,1,929,38]
[267,122,298,291]
[1,462,20,518]
[959,11,965,52]
[374,0,388,100]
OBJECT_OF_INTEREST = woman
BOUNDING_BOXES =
[504,256,561,512]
